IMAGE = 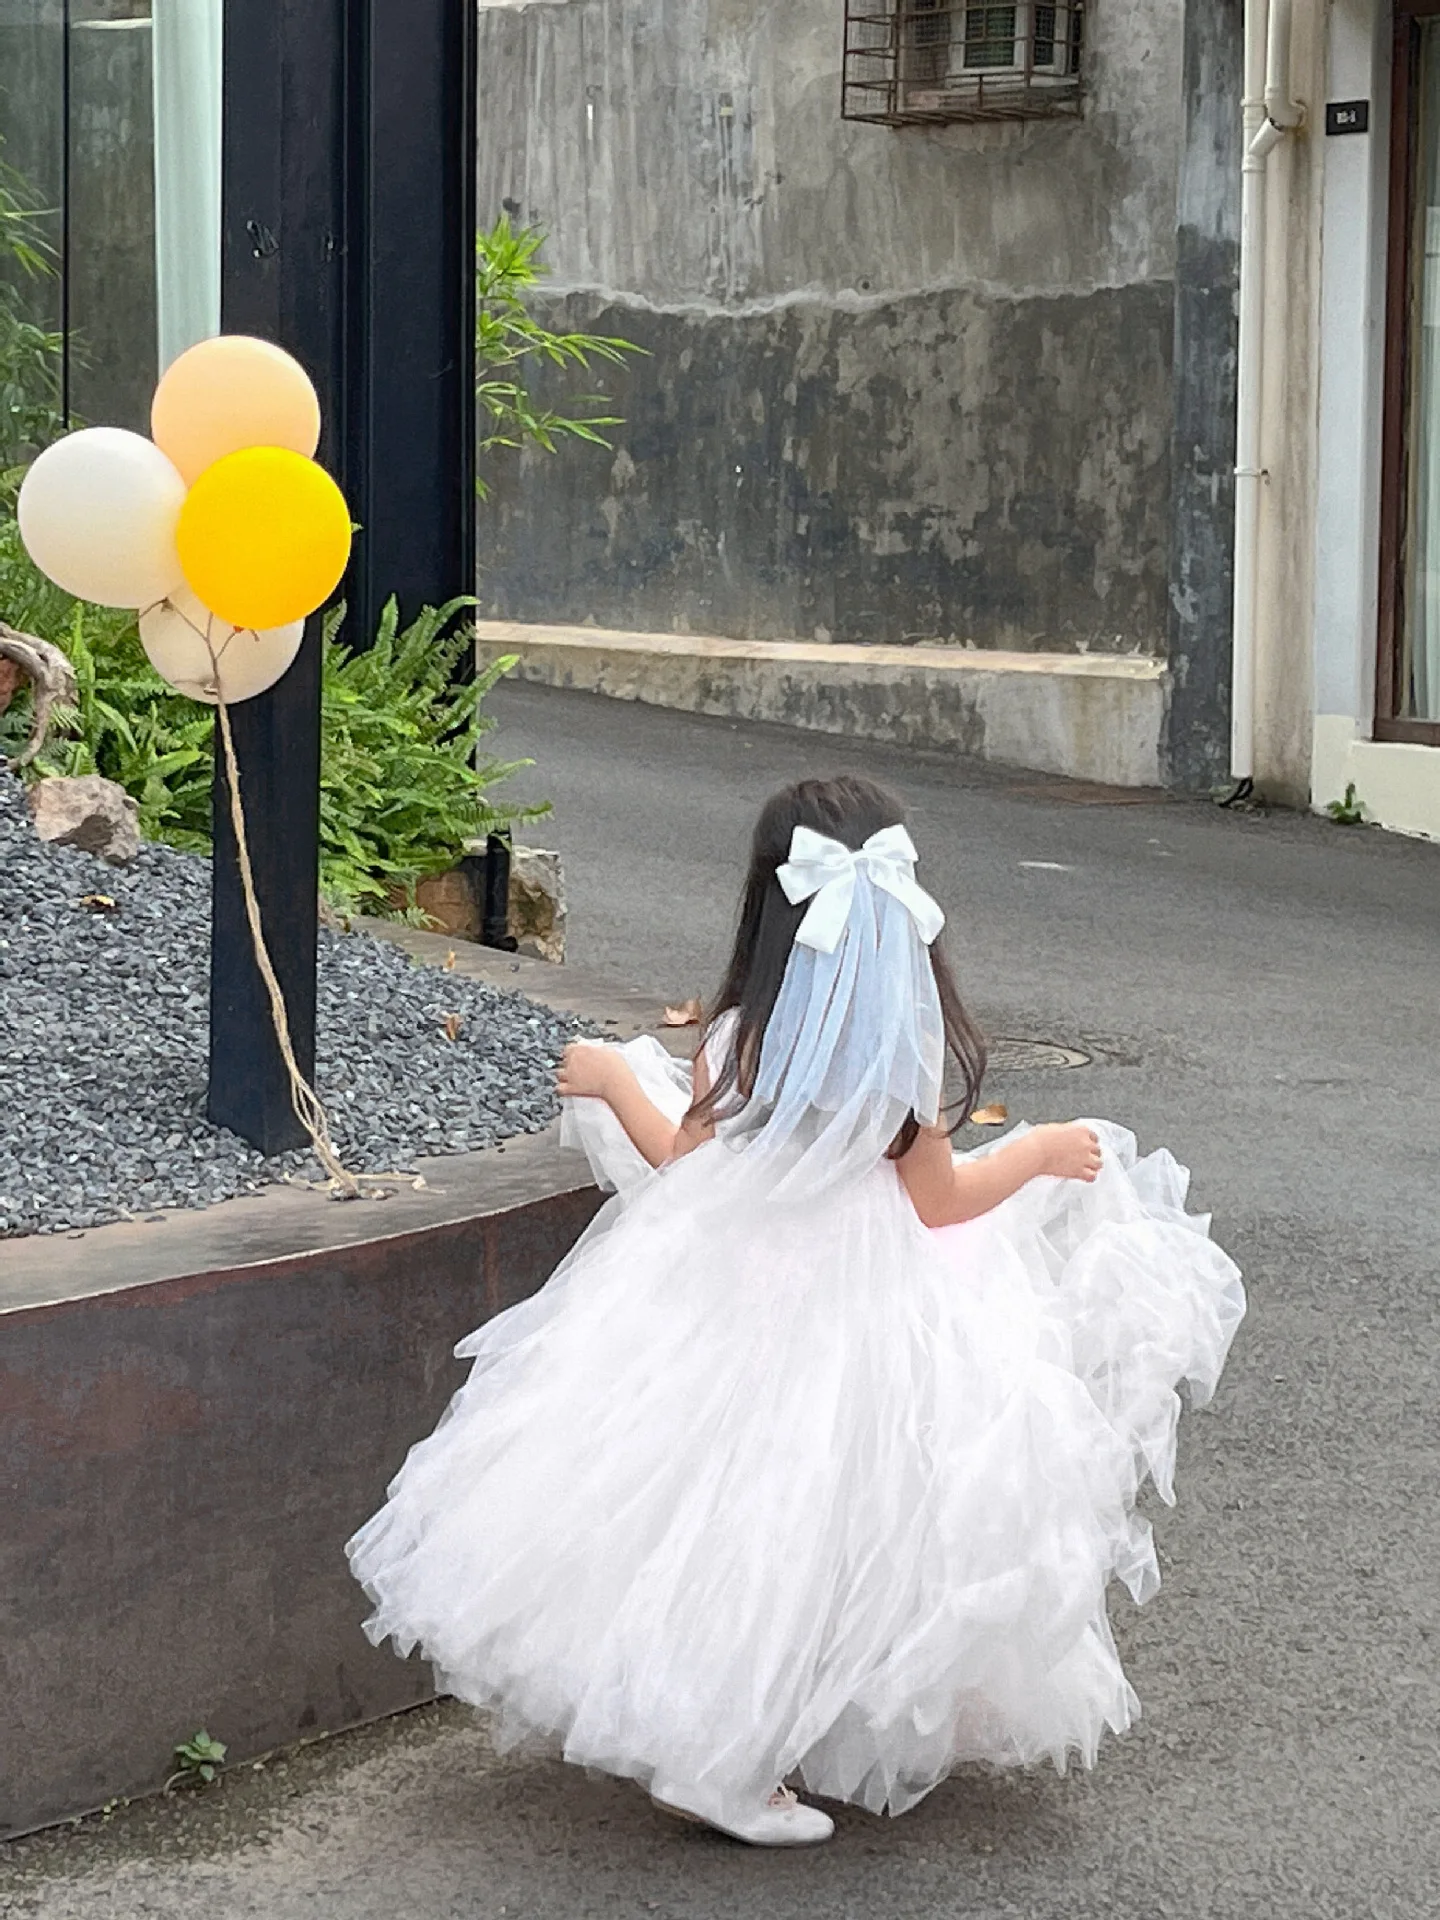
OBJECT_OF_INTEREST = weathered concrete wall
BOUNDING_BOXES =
[475,0,1184,654]
[475,622,1168,785]
[0,1149,602,1839]
[1163,0,1242,790]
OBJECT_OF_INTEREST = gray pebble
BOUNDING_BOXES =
[0,770,594,1239]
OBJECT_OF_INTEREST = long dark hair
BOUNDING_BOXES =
[687,774,987,1156]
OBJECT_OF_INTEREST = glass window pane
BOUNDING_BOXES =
[0,0,66,466]
[0,0,220,457]
[67,1,157,432]
[152,0,221,373]
[963,5,1018,71]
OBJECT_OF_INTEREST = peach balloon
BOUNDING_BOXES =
[176,445,352,632]
[151,335,321,485]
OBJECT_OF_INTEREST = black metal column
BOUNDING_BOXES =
[211,0,476,1152]
[345,0,478,652]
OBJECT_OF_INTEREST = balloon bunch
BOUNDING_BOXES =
[18,335,351,705]
[17,336,363,1193]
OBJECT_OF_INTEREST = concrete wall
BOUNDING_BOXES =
[0,1160,602,1839]
[474,0,1185,655]
[1163,0,1241,790]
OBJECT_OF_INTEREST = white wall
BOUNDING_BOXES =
[1313,0,1386,724]
[1312,0,1440,836]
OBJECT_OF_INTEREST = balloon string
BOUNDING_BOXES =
[211,676,361,1199]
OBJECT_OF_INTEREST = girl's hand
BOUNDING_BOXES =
[556,1042,619,1102]
[1033,1122,1102,1183]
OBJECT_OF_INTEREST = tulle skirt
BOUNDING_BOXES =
[347,1043,1244,1820]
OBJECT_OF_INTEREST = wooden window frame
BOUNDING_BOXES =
[1377,0,1440,744]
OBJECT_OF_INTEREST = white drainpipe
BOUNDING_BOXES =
[1231,0,1306,786]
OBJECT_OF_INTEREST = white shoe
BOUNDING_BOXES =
[651,1782,834,1847]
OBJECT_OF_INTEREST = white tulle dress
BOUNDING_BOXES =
[347,1007,1245,1822]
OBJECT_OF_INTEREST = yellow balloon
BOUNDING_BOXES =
[153,336,321,485]
[176,447,351,632]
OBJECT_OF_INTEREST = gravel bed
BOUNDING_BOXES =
[0,771,593,1239]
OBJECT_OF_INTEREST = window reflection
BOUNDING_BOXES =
[0,0,219,449]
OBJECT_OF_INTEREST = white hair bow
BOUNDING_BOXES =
[776,823,945,954]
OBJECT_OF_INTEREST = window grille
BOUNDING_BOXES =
[842,1,1085,126]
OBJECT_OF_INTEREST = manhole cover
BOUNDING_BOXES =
[988,1037,1091,1072]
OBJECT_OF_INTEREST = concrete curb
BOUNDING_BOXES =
[476,621,1168,788]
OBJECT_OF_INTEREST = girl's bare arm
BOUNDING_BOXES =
[556,1042,716,1168]
[898,1120,1101,1229]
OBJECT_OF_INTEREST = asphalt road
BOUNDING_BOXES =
[6,684,1439,1920]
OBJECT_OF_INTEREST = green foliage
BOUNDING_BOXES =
[1326,781,1365,826]
[0,519,546,900]
[318,595,548,916]
[167,1730,227,1790]
[0,515,212,844]
[0,142,65,498]
[29,607,215,846]
[475,215,643,500]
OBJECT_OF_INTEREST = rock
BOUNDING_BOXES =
[388,867,482,940]
[384,844,566,958]
[509,845,567,964]
[28,774,141,865]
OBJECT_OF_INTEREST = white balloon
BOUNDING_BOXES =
[17,427,188,609]
[138,584,305,705]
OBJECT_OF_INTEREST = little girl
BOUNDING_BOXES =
[348,775,1244,1847]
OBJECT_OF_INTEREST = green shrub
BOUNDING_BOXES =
[0,517,545,906]
[318,596,547,916]
[0,515,210,844]
[475,215,643,499]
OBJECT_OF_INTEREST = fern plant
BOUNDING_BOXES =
[1,515,212,843]
[475,215,642,500]
[28,606,214,846]
[2,518,547,901]
[318,596,548,915]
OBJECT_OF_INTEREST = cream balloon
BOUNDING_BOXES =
[17,428,187,608]
[138,585,304,705]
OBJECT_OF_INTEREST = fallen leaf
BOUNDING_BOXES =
[443,949,457,972]
[970,1103,1010,1127]
[79,893,117,913]
[662,998,703,1028]
[442,1012,463,1042]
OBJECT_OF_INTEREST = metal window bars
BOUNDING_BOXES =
[842,1,1085,125]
